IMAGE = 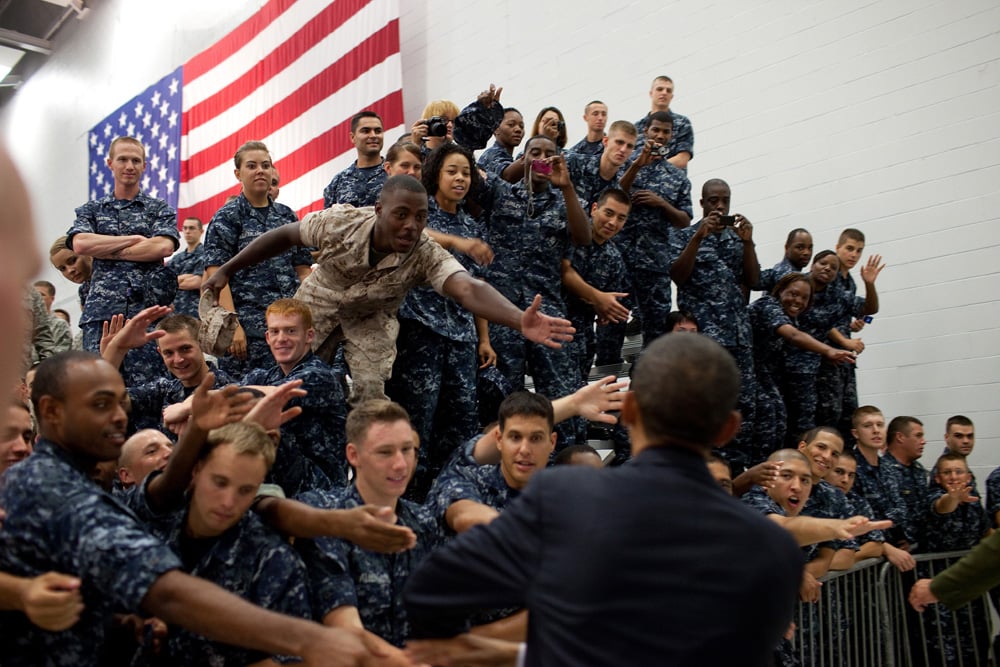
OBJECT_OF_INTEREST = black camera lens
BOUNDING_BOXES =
[424,115,449,137]
[556,121,566,131]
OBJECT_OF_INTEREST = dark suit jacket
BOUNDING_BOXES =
[404,445,803,667]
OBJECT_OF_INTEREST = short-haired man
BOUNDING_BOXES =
[614,112,692,347]
[323,111,387,208]
[849,406,911,548]
[116,428,173,489]
[920,451,992,666]
[203,175,575,406]
[405,334,802,666]
[756,228,813,293]
[794,428,859,575]
[825,451,915,571]
[560,188,632,381]
[296,400,441,647]
[633,75,694,169]
[0,400,33,475]
[567,100,608,155]
[931,415,980,494]
[242,298,346,493]
[0,351,395,665]
[477,108,524,176]
[564,120,638,209]
[816,228,884,442]
[882,416,929,551]
[670,178,759,453]
[167,216,205,317]
[428,391,557,536]
[67,136,179,386]
[102,310,235,433]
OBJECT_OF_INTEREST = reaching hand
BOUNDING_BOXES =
[734,215,753,242]
[592,291,629,323]
[101,305,171,354]
[569,376,627,424]
[825,348,857,365]
[909,578,938,612]
[547,155,570,188]
[405,633,521,667]
[838,516,893,539]
[244,379,307,432]
[337,505,418,553]
[189,374,256,432]
[520,294,574,349]
[746,460,783,490]
[229,324,248,360]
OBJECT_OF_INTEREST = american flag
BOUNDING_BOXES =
[88,0,404,224]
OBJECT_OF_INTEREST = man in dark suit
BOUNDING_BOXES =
[403,333,804,667]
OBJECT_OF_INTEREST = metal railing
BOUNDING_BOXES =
[793,551,995,667]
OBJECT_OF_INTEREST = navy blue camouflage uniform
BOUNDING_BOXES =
[322,160,387,208]
[128,481,313,666]
[425,437,523,624]
[845,489,886,547]
[756,257,797,294]
[563,152,626,211]
[567,137,604,156]
[670,222,757,457]
[475,174,586,445]
[747,294,795,464]
[781,280,842,447]
[386,199,484,501]
[294,485,442,647]
[633,111,695,166]
[203,194,313,377]
[880,451,930,551]
[243,351,344,493]
[740,486,813,667]
[921,486,992,667]
[127,362,234,435]
[0,439,183,667]
[68,192,179,387]
[477,143,514,177]
[851,449,912,548]
[564,235,630,382]
[166,243,206,317]
[616,158,691,345]
[815,271,864,441]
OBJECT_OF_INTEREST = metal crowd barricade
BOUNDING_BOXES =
[792,551,996,667]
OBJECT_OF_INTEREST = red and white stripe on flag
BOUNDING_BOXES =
[178,0,404,225]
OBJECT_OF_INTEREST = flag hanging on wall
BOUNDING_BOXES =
[87,0,404,225]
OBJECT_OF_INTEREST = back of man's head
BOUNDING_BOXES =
[631,334,739,448]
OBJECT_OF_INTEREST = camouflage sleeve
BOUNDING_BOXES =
[67,200,99,242]
[323,173,342,209]
[453,100,504,151]
[148,198,180,250]
[741,486,784,516]
[672,114,694,157]
[55,491,182,613]
[29,289,58,364]
[676,174,693,219]
[202,207,240,268]
[297,535,357,619]
[422,240,468,294]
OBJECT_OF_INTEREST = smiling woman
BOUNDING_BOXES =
[745,274,856,464]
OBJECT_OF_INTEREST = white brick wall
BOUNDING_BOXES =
[2,0,997,477]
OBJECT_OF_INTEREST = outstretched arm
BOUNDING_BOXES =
[201,222,303,304]
[442,273,574,349]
